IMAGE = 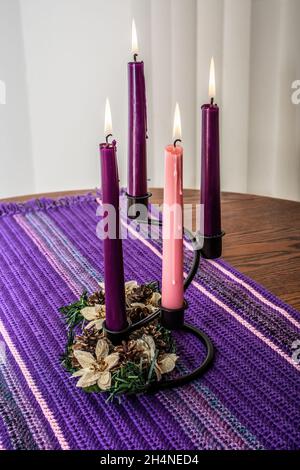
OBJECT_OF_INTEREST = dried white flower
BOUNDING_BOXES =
[80,304,105,330]
[131,302,147,309]
[125,280,138,294]
[72,339,119,390]
[155,353,178,380]
[135,335,178,380]
[149,292,161,307]
[130,302,153,314]
[136,335,156,363]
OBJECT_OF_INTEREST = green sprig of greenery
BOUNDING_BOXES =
[107,360,157,401]
[59,291,89,370]
[145,280,160,293]
[59,291,88,330]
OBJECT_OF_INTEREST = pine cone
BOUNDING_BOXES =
[127,285,153,304]
[113,340,141,364]
[88,291,105,306]
[73,329,102,353]
[70,329,104,368]
[127,305,149,323]
[130,324,167,351]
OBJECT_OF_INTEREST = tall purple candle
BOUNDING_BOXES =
[127,20,147,197]
[99,100,127,332]
[200,58,222,259]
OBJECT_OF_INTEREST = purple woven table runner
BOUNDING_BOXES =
[0,193,299,450]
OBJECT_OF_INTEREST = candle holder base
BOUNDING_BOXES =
[147,321,214,394]
[146,300,214,394]
[103,298,214,394]
[102,320,130,346]
[126,192,152,220]
[101,300,215,394]
[200,231,225,259]
[160,301,187,330]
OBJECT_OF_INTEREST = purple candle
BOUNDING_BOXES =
[99,99,127,332]
[127,19,147,197]
[200,58,222,258]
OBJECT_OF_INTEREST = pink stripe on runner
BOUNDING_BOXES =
[0,320,69,450]
[14,214,81,296]
[122,219,300,371]
[208,259,300,331]
[122,219,163,259]
[183,237,300,330]
[190,278,300,371]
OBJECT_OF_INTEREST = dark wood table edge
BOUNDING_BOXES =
[0,188,299,205]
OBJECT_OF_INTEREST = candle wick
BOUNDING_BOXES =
[173,139,182,148]
[133,53,138,62]
[105,134,113,144]
[210,97,214,105]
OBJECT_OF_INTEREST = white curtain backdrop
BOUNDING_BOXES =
[0,0,299,200]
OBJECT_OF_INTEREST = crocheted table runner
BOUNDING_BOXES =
[0,193,299,450]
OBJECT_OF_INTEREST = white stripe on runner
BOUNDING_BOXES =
[0,320,70,450]
[122,218,300,371]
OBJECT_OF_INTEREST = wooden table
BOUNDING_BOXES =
[2,189,300,311]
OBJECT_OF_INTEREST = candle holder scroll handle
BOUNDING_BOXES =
[102,226,215,393]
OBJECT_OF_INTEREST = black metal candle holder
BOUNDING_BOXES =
[201,231,225,259]
[126,192,224,259]
[102,223,215,393]
[126,192,152,220]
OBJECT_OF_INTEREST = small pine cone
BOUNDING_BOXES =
[113,339,141,364]
[140,323,161,339]
[135,324,167,351]
[74,329,102,352]
[72,340,91,355]
[88,291,105,306]
[128,305,149,323]
[127,285,153,304]
[130,326,149,341]
[114,341,128,355]
[70,346,82,368]
[125,350,140,363]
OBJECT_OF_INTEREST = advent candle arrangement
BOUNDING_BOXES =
[200,57,223,259]
[60,49,217,396]
[99,99,128,333]
[98,36,223,339]
[161,103,184,312]
[127,19,149,217]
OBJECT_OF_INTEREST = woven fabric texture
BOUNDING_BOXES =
[0,193,299,450]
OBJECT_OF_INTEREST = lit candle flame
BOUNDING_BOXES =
[173,102,182,141]
[131,19,139,55]
[104,98,112,137]
[208,56,216,100]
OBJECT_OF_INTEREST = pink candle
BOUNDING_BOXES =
[162,103,184,310]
